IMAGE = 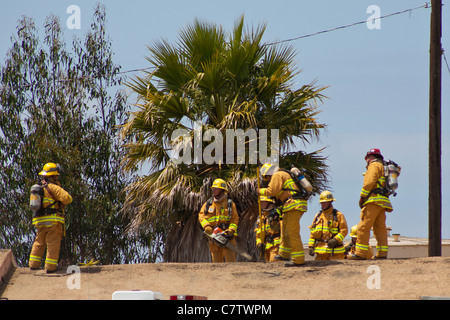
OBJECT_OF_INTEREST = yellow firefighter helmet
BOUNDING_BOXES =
[260,196,275,203]
[39,163,60,176]
[319,190,336,203]
[260,163,279,181]
[350,225,358,238]
[211,178,228,192]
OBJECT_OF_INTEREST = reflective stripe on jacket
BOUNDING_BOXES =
[255,209,281,249]
[198,197,239,235]
[259,170,308,212]
[32,213,66,227]
[361,161,393,212]
[33,182,72,227]
[308,207,348,254]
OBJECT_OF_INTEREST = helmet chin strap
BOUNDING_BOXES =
[321,201,333,211]
[213,191,226,202]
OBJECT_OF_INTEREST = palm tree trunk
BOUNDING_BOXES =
[164,213,210,262]
[164,203,260,262]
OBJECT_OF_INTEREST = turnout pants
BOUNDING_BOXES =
[315,251,346,261]
[355,203,388,259]
[208,238,237,263]
[279,210,305,265]
[263,243,280,262]
[29,223,63,271]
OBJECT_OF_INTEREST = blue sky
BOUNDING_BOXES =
[1,1,449,242]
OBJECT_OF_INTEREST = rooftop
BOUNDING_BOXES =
[371,235,450,246]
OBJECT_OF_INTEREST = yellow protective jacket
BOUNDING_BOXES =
[254,208,281,250]
[308,207,348,254]
[360,160,393,212]
[259,170,308,213]
[32,182,72,227]
[198,197,239,236]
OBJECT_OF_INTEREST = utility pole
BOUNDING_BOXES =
[428,0,442,257]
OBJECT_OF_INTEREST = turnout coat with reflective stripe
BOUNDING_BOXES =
[259,170,307,212]
[308,207,348,254]
[254,209,281,250]
[32,182,73,227]
[360,161,393,212]
[198,197,239,234]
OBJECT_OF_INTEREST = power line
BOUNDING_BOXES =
[117,66,155,76]
[0,66,155,92]
[265,3,430,46]
[0,3,432,92]
[443,50,450,76]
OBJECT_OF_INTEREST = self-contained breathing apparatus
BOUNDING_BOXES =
[260,166,313,219]
[372,159,401,197]
[279,167,313,203]
[30,163,64,218]
[29,182,60,218]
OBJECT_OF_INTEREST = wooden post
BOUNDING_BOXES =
[428,0,442,257]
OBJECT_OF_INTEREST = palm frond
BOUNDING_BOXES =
[121,16,331,261]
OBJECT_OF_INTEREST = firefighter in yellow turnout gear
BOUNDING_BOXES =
[350,148,393,260]
[308,191,348,260]
[199,179,239,262]
[29,163,72,273]
[254,196,281,262]
[258,163,308,266]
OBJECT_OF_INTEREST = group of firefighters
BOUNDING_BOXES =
[198,148,394,266]
[29,148,393,272]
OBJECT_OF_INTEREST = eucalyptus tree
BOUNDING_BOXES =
[0,4,147,266]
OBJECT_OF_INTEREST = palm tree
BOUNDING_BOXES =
[120,16,329,262]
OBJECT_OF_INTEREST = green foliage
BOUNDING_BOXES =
[0,4,148,266]
[121,16,330,261]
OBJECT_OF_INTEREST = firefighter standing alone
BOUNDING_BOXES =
[29,163,72,273]
[349,148,393,260]
[198,179,239,262]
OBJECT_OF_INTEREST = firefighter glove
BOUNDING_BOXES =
[204,226,213,235]
[327,238,339,249]
[223,229,234,238]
